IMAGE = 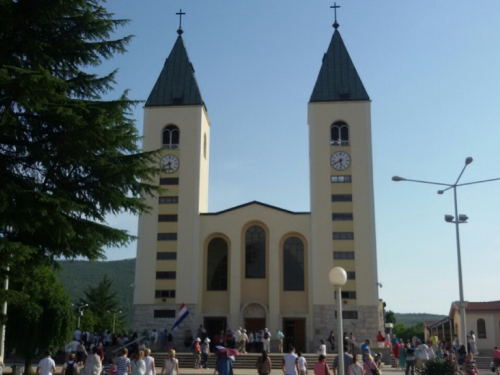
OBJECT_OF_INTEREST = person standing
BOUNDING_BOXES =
[361,339,371,362]
[276,329,284,354]
[248,331,254,353]
[150,330,158,351]
[282,346,299,375]
[161,349,179,375]
[398,339,406,371]
[393,340,401,370]
[405,344,416,375]
[417,341,429,369]
[317,340,326,356]
[469,331,479,355]
[36,351,56,375]
[349,333,356,356]
[256,350,272,375]
[193,338,201,369]
[262,329,271,353]
[493,346,500,375]
[376,332,384,348]
[296,351,307,375]
[328,331,335,353]
[332,346,353,375]
[201,338,211,369]
[214,355,233,375]
[238,329,248,354]
[362,355,379,375]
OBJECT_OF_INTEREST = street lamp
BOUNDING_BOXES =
[329,267,347,375]
[77,303,89,330]
[392,156,500,348]
[107,310,122,333]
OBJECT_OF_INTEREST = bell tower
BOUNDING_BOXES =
[134,21,210,326]
[308,19,380,340]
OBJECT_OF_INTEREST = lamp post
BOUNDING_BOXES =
[329,267,347,375]
[0,226,13,362]
[77,304,89,330]
[107,310,122,333]
[392,156,500,348]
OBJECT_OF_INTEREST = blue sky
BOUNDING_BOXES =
[98,1,500,315]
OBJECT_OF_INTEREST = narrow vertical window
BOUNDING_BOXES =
[477,319,486,338]
[162,125,180,149]
[283,237,305,291]
[207,237,228,291]
[245,225,266,278]
[203,133,207,159]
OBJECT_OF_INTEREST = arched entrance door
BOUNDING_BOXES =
[242,303,266,352]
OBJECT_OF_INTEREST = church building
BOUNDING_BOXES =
[133,15,382,351]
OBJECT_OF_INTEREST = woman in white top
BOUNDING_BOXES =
[297,351,308,375]
[347,354,364,375]
[161,349,179,375]
[143,349,155,375]
[83,347,102,375]
[317,340,327,356]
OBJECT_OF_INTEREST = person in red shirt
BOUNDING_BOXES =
[193,337,201,369]
[493,346,500,374]
[376,331,384,348]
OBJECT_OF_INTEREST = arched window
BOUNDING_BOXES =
[207,237,228,291]
[330,122,349,146]
[283,237,305,291]
[162,125,180,149]
[245,225,266,278]
[477,319,487,338]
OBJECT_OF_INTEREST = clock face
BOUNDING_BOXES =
[330,151,351,171]
[160,155,179,174]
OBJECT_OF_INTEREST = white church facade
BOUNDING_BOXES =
[133,18,382,351]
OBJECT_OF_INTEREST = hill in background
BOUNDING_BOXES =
[56,258,135,327]
[56,258,446,329]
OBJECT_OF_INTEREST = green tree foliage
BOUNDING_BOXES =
[6,266,74,374]
[393,321,425,342]
[385,310,397,324]
[0,0,161,320]
[416,358,458,375]
[80,275,124,333]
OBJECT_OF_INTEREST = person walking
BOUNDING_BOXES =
[317,340,327,356]
[362,354,379,375]
[131,351,146,375]
[297,351,307,375]
[262,329,271,353]
[143,349,155,375]
[398,339,406,371]
[161,349,179,375]
[405,344,416,375]
[332,346,353,375]
[83,347,102,375]
[328,331,335,353]
[313,355,330,375]
[347,355,363,375]
[462,353,478,375]
[37,351,56,375]
[61,354,78,375]
[201,338,211,369]
[214,355,233,375]
[349,333,356,356]
[256,350,272,375]
[282,346,299,375]
[193,338,201,369]
[115,349,132,375]
[493,346,500,375]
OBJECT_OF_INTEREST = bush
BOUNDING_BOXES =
[416,358,458,375]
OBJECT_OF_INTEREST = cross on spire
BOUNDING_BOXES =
[176,9,186,35]
[330,2,340,29]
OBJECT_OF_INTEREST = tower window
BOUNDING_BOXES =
[158,215,178,222]
[207,237,228,291]
[154,309,175,318]
[283,237,305,291]
[159,196,179,204]
[156,271,176,279]
[162,125,180,149]
[157,233,177,241]
[155,290,176,298]
[331,122,349,146]
[332,213,353,221]
[333,251,355,259]
[331,175,352,183]
[157,252,177,260]
[332,194,352,202]
[160,178,179,185]
[333,232,354,240]
[245,225,266,278]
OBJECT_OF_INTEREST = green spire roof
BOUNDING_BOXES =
[146,35,204,107]
[310,28,369,102]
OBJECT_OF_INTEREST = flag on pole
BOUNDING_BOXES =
[171,303,189,331]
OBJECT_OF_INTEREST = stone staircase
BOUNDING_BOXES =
[153,352,335,370]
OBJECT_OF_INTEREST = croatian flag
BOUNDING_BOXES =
[171,303,189,331]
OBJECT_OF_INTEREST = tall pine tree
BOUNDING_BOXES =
[0,0,160,317]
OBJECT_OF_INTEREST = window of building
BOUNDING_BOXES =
[160,178,179,185]
[333,232,354,240]
[331,194,352,202]
[207,237,228,291]
[331,175,352,183]
[162,125,180,149]
[158,215,178,222]
[335,311,358,319]
[156,271,176,279]
[159,196,179,204]
[333,252,355,260]
[331,122,349,146]
[477,319,487,338]
[154,309,176,318]
[156,252,177,260]
[332,213,353,220]
[245,225,266,278]
[204,133,207,159]
[155,290,176,298]
[283,237,305,291]
[341,291,356,299]
[346,271,356,279]
[157,233,177,241]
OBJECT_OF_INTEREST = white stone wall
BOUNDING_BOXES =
[312,304,381,351]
